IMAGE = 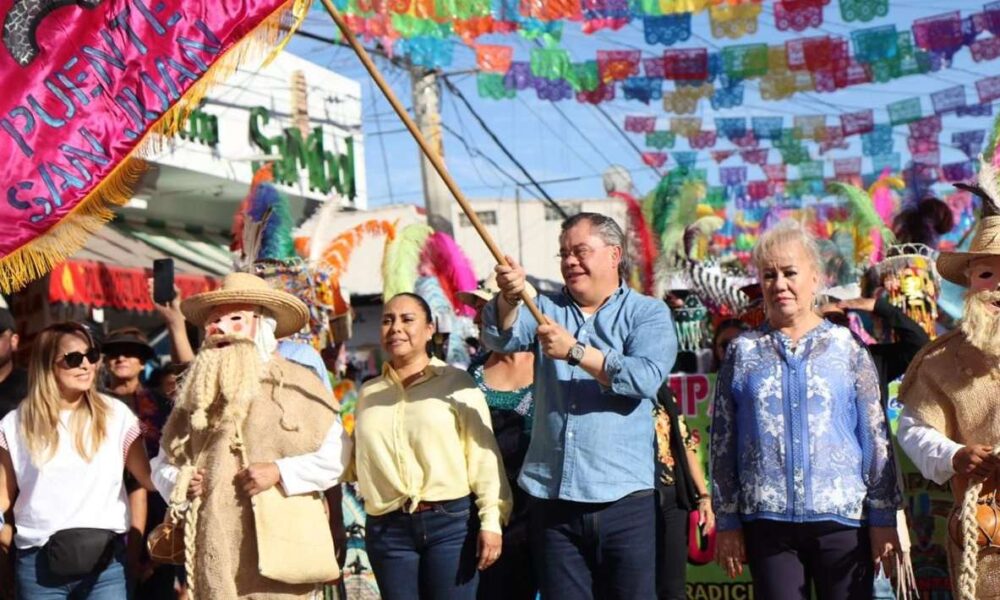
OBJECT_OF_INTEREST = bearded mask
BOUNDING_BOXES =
[961,255,1000,358]
[203,304,278,364]
[173,304,277,432]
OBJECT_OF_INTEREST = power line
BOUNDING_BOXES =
[294,25,568,216]
[515,96,602,173]
[440,75,569,218]
[369,80,396,203]
[439,120,544,200]
[593,104,665,177]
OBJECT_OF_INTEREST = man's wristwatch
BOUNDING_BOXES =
[567,342,586,366]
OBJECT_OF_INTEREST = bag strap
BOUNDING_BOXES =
[165,424,221,513]
[232,423,250,471]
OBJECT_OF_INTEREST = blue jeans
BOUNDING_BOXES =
[16,537,128,599]
[365,496,479,600]
[529,490,657,600]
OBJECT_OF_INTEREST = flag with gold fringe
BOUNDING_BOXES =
[0,0,309,293]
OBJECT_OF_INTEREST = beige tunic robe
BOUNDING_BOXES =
[161,357,338,599]
[900,329,1000,599]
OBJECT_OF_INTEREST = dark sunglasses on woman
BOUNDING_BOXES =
[59,348,101,369]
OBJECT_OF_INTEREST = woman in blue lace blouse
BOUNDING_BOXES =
[459,281,537,600]
[709,221,902,600]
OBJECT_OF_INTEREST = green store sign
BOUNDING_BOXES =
[249,106,357,200]
[178,106,219,148]
[177,105,357,201]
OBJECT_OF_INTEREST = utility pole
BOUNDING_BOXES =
[411,67,454,236]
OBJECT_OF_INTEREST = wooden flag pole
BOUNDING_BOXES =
[318,0,545,324]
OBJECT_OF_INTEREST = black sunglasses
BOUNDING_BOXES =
[59,348,101,369]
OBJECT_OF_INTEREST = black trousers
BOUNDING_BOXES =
[654,487,688,600]
[743,520,873,600]
[477,516,536,600]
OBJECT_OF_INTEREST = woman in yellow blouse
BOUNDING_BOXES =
[352,292,512,600]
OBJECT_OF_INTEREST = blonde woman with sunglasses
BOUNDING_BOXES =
[0,322,155,599]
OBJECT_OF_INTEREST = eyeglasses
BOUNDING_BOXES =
[555,244,609,262]
[58,348,101,369]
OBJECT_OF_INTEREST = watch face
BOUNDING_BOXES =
[570,343,585,362]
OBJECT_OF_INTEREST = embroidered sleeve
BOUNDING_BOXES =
[853,343,901,527]
[654,405,674,470]
[710,346,741,531]
[678,415,697,452]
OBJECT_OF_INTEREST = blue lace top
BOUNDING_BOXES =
[709,320,901,532]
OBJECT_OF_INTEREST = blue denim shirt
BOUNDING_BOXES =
[481,282,676,502]
[709,321,901,532]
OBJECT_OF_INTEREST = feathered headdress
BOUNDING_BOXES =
[231,165,295,265]
[650,174,706,269]
[382,223,433,301]
[683,215,724,261]
[610,191,658,295]
[311,220,396,280]
[419,232,478,317]
[829,181,896,262]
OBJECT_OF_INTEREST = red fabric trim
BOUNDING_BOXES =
[49,261,219,313]
[122,423,142,463]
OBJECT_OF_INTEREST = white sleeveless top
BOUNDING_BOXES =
[0,395,140,549]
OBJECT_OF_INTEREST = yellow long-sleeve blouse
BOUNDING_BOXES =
[350,358,512,533]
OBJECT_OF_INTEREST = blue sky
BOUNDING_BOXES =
[287,1,999,208]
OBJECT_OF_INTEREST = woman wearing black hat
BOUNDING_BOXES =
[101,328,175,599]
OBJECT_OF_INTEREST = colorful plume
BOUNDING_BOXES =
[231,165,295,261]
[382,223,433,301]
[318,220,396,281]
[683,216,724,261]
[610,191,658,295]
[867,170,904,259]
[830,181,896,262]
[650,174,706,269]
[419,232,479,317]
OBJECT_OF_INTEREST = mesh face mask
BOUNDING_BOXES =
[671,294,709,353]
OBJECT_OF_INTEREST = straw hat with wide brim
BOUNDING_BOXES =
[936,216,1000,287]
[182,272,308,338]
[937,163,1000,287]
[456,274,537,308]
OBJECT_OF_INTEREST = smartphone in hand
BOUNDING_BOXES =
[153,258,175,304]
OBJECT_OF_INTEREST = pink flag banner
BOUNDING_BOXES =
[0,0,307,291]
